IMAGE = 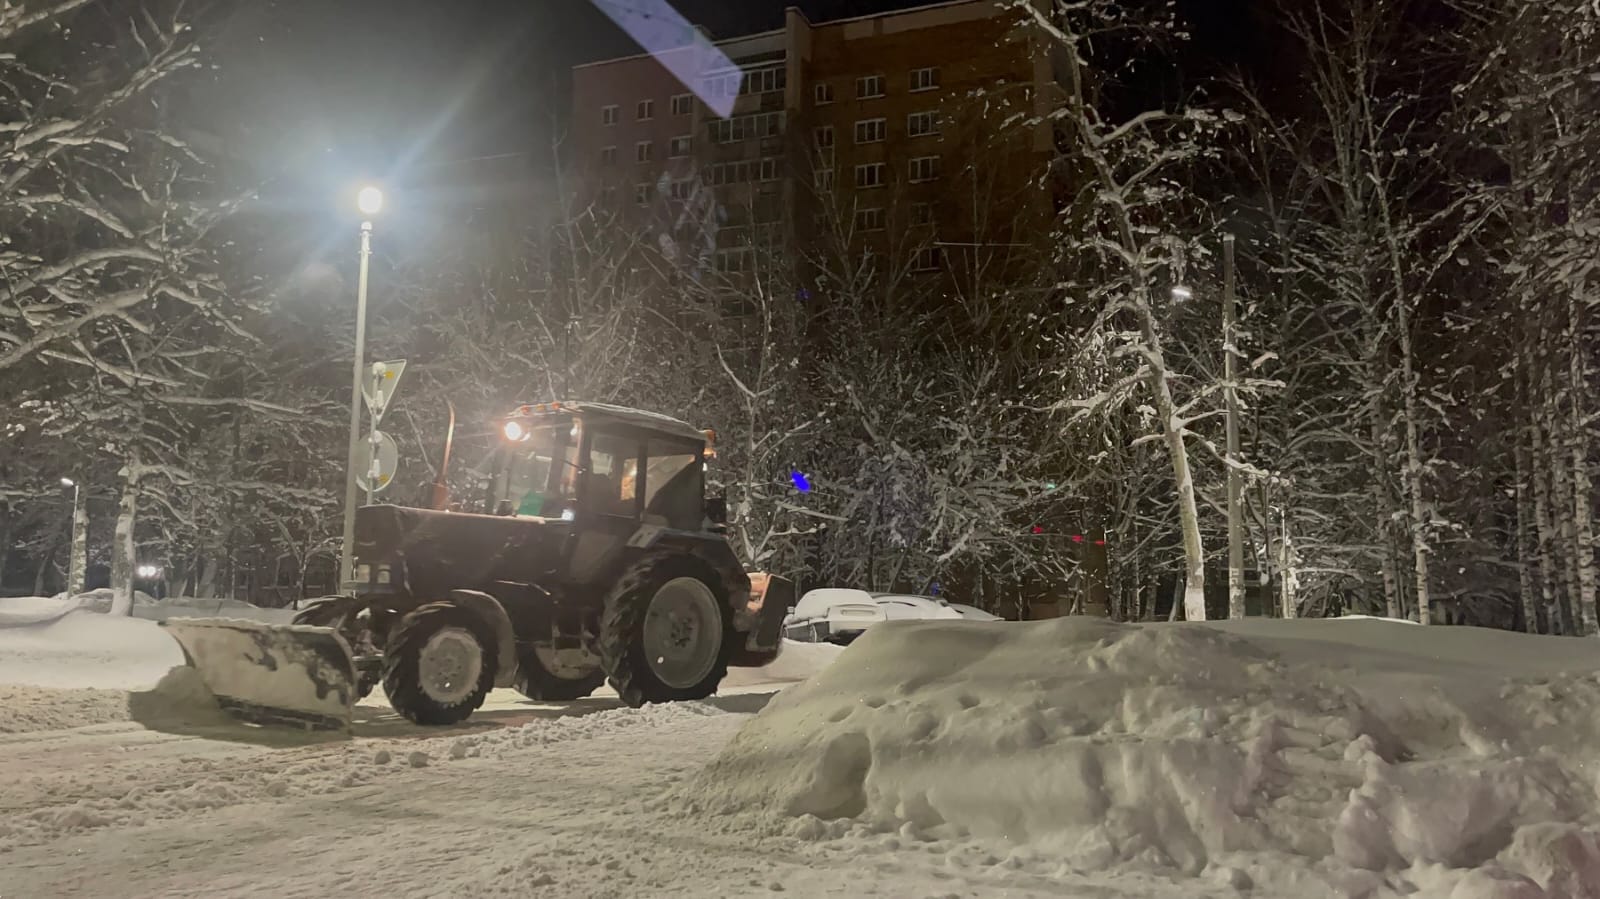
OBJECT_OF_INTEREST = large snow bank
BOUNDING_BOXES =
[0,592,295,692]
[722,640,844,688]
[678,616,1600,897]
[65,589,299,624]
[0,609,183,690]
[0,595,85,626]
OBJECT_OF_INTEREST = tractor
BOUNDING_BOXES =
[162,401,792,729]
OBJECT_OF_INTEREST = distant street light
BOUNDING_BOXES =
[59,477,85,595]
[1170,284,1194,302]
[340,186,383,586]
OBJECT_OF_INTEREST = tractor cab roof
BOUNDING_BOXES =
[508,401,707,444]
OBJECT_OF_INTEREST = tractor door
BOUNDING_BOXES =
[640,435,705,529]
[567,425,646,585]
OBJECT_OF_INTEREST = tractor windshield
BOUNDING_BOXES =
[503,421,579,518]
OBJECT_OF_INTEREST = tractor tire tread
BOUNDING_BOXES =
[382,601,497,726]
[599,553,732,709]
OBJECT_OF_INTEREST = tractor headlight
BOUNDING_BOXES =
[375,564,392,585]
[353,563,372,582]
[503,420,526,441]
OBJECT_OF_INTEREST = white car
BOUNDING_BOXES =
[783,588,999,644]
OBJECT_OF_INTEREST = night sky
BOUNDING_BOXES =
[192,0,1266,264]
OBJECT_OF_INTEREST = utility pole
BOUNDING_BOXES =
[1224,232,1245,619]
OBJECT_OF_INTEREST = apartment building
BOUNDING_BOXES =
[570,0,1056,287]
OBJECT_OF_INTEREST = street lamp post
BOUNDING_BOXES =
[339,186,383,587]
[60,477,86,596]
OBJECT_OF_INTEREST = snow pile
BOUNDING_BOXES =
[0,592,296,696]
[722,639,845,688]
[66,589,299,624]
[678,616,1600,897]
[0,594,85,626]
[0,610,184,690]
[0,684,132,733]
[3,592,295,629]
[436,701,732,761]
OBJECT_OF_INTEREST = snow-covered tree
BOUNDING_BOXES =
[1016,0,1230,620]
[0,1,258,612]
[1445,0,1600,634]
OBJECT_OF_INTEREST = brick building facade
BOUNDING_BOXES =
[570,0,1057,288]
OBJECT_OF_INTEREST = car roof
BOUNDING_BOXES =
[869,593,944,603]
[513,401,706,443]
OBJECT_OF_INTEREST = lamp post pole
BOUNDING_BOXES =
[339,207,378,587]
[60,477,85,595]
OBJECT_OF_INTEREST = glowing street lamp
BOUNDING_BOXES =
[356,185,384,218]
[340,185,383,585]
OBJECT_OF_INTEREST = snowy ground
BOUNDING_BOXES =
[3,597,1600,897]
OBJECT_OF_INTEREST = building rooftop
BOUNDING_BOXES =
[571,0,1000,72]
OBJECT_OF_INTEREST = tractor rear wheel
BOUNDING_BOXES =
[514,644,606,701]
[382,602,497,725]
[600,555,732,708]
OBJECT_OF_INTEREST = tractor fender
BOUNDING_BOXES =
[447,589,519,688]
[293,594,366,619]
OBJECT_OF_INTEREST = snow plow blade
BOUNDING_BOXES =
[160,618,359,732]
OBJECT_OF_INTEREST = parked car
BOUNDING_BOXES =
[783,588,999,644]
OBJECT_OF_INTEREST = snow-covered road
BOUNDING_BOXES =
[0,684,1212,898]
[0,605,1212,897]
[10,598,1600,898]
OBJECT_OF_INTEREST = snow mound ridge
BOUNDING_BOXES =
[0,684,131,733]
[0,698,734,850]
[676,616,1600,897]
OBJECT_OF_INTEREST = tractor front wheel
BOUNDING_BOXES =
[600,556,732,708]
[382,602,497,725]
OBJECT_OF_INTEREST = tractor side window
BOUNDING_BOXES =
[586,432,642,518]
[504,423,579,518]
[643,438,704,529]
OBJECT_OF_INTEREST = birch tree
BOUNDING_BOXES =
[1016,0,1227,620]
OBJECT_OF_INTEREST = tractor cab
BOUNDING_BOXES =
[486,401,720,531]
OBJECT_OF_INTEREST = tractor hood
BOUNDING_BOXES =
[352,504,567,599]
